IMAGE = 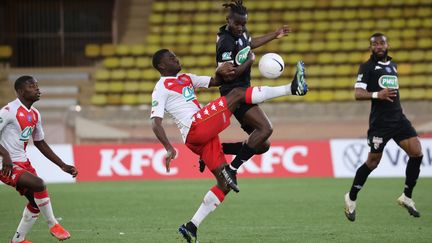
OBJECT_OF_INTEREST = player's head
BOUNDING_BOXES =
[14,75,41,102]
[369,33,389,60]
[152,49,182,76]
[224,0,248,37]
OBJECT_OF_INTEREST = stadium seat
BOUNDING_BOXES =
[94,82,110,93]
[107,94,122,105]
[109,81,125,93]
[137,93,152,104]
[130,45,146,56]
[0,45,12,59]
[135,57,151,68]
[121,94,138,105]
[116,45,131,56]
[124,81,140,92]
[103,57,120,69]
[111,69,127,80]
[126,69,142,80]
[93,69,110,81]
[85,44,100,58]
[91,94,107,105]
[139,81,156,92]
[101,44,116,57]
[119,57,135,68]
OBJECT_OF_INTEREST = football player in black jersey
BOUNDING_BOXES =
[213,0,308,192]
[344,33,423,222]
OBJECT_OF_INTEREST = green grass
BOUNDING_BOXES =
[1,178,431,242]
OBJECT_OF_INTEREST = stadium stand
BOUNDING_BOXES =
[88,0,432,106]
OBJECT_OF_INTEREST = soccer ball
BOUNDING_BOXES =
[258,53,284,79]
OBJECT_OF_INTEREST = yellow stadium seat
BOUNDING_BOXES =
[103,57,120,68]
[116,45,131,56]
[107,94,122,105]
[0,45,12,59]
[333,90,354,101]
[121,94,138,105]
[94,82,109,93]
[135,57,151,68]
[417,38,432,49]
[124,81,140,92]
[94,69,110,81]
[109,81,124,93]
[166,2,182,12]
[137,93,152,104]
[127,69,142,80]
[119,57,135,68]
[397,64,412,75]
[398,89,411,100]
[130,45,146,56]
[139,81,155,92]
[409,50,425,62]
[423,18,432,28]
[91,94,107,106]
[318,90,335,102]
[111,69,127,80]
[101,44,116,57]
[387,8,403,18]
[84,44,100,58]
[152,2,166,12]
[303,90,319,102]
[149,14,163,24]
[142,69,159,81]
[410,75,427,87]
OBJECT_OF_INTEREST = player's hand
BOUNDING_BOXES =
[216,62,236,81]
[165,147,177,173]
[1,157,13,178]
[61,164,78,178]
[247,50,255,62]
[379,88,398,102]
[275,25,292,39]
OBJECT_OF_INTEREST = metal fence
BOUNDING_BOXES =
[0,0,114,67]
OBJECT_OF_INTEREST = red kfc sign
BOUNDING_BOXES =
[73,141,333,182]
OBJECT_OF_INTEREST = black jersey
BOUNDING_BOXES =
[355,54,405,129]
[216,25,252,96]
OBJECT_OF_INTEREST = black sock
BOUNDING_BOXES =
[230,143,256,169]
[186,221,197,235]
[222,142,243,155]
[349,163,372,201]
[404,155,422,198]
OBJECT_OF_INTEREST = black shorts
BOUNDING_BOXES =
[367,118,418,153]
[233,103,257,134]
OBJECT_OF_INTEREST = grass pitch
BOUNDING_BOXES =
[1,178,431,243]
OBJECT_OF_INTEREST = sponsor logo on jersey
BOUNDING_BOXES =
[378,75,399,89]
[19,126,33,141]
[235,46,250,65]
[221,51,232,61]
[152,100,158,107]
[182,86,195,101]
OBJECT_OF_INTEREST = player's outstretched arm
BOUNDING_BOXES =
[151,117,176,172]
[0,144,13,178]
[33,140,78,177]
[355,88,397,102]
[251,25,291,49]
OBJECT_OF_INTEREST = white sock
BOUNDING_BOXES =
[249,85,291,104]
[190,190,222,227]
[12,206,39,242]
[34,191,58,228]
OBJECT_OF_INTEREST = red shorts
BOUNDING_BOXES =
[186,97,232,171]
[0,161,37,195]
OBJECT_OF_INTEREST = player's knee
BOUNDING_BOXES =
[32,177,46,192]
[255,140,271,154]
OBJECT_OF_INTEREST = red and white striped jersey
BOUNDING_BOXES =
[0,98,44,164]
[150,73,211,141]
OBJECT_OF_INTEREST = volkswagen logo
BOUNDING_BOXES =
[343,143,368,172]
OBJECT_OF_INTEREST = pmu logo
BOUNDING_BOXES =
[342,143,368,172]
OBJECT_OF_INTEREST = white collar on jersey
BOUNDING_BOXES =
[15,98,33,112]
[377,60,391,65]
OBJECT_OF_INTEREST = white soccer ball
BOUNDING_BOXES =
[258,53,285,79]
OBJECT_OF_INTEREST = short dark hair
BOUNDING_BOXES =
[370,32,387,42]
[14,75,34,91]
[152,49,170,70]
[223,0,247,16]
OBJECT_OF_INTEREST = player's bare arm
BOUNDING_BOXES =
[355,88,398,102]
[210,62,236,87]
[250,25,291,49]
[227,50,255,81]
[151,117,176,172]
[0,144,13,178]
[33,140,78,177]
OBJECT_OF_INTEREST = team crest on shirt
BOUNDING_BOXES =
[385,67,392,73]
[378,75,399,89]
[27,115,33,122]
